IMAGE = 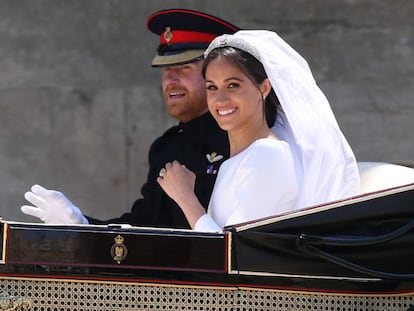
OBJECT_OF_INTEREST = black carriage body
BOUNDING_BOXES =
[1,184,414,310]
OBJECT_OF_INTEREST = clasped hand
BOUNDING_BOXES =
[157,160,196,206]
[21,184,88,224]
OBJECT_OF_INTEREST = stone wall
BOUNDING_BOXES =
[0,0,413,221]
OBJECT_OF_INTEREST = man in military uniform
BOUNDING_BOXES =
[20,9,239,229]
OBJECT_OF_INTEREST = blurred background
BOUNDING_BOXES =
[0,0,413,222]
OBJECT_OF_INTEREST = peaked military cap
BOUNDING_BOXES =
[147,9,239,67]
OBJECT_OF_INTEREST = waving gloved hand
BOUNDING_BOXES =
[21,184,89,224]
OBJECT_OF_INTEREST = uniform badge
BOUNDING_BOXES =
[206,152,224,174]
[110,235,128,264]
[164,27,173,44]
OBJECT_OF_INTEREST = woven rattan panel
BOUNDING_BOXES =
[237,289,414,311]
[1,278,414,311]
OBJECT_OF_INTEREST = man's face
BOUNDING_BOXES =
[161,60,208,123]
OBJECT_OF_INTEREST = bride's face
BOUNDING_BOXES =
[204,55,268,133]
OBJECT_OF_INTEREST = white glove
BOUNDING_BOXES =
[21,184,89,224]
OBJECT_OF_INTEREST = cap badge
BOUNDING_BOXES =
[164,27,173,44]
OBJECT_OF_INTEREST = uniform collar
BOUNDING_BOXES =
[179,112,219,135]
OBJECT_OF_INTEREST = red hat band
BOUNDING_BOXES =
[160,29,217,45]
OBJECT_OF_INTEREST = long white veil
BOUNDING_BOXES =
[205,30,360,207]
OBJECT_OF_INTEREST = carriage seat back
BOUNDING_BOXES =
[357,162,414,194]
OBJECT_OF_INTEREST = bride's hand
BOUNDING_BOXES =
[157,160,196,205]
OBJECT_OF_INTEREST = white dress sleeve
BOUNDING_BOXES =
[194,214,223,233]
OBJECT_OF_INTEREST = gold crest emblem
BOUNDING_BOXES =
[164,27,173,43]
[110,235,128,264]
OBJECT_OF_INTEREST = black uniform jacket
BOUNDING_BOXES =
[87,112,229,229]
